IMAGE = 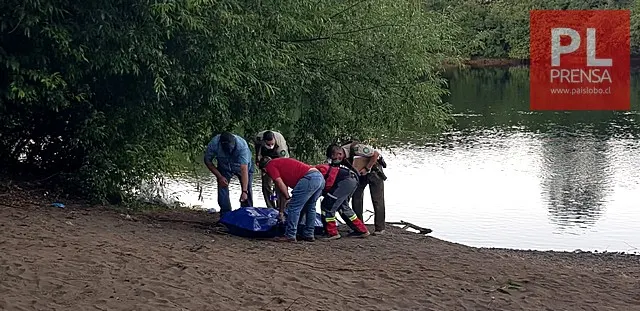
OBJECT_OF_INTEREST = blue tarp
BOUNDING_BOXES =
[219,206,325,238]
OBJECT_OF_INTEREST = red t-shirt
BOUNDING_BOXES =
[264,158,312,188]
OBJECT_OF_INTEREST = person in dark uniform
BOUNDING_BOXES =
[340,140,387,235]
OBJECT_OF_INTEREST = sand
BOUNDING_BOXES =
[1,190,640,311]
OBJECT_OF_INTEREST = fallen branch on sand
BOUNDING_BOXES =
[386,220,433,235]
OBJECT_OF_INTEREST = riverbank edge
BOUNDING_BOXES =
[454,57,640,68]
[462,58,529,68]
[2,185,638,260]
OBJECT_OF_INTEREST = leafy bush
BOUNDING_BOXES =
[0,0,461,202]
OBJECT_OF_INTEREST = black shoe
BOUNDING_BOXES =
[300,236,315,242]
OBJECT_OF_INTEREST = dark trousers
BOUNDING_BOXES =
[320,175,367,234]
[351,168,385,232]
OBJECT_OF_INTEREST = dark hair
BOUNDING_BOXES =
[325,143,342,158]
[262,131,275,141]
[220,132,235,144]
[258,156,272,169]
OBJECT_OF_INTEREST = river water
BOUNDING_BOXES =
[163,66,640,253]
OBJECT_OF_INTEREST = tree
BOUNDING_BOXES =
[0,0,462,202]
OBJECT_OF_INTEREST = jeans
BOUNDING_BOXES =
[217,166,254,213]
[284,170,325,239]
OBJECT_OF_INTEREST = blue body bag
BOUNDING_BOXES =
[219,207,325,238]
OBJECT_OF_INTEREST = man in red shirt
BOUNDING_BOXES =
[259,156,325,242]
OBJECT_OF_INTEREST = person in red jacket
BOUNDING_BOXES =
[315,144,370,239]
[259,156,325,242]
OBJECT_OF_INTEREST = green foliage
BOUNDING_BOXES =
[425,0,639,59]
[0,0,461,202]
[632,0,640,54]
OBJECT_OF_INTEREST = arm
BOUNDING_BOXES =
[253,132,263,162]
[273,177,290,214]
[240,164,249,193]
[365,150,380,170]
[353,143,379,171]
[238,143,252,193]
[276,133,290,157]
[254,143,261,164]
[205,161,224,179]
[264,164,290,210]
[273,178,290,200]
[204,138,223,179]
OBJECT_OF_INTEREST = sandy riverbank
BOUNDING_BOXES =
[1,189,639,311]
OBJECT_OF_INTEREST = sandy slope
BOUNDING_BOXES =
[1,194,639,311]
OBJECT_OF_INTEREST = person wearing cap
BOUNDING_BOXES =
[253,130,289,210]
[204,132,254,215]
[258,156,325,242]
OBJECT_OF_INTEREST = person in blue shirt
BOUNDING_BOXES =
[204,132,254,214]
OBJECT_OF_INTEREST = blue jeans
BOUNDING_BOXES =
[285,170,325,239]
[217,166,254,213]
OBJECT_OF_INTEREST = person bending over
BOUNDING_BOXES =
[259,157,325,242]
[340,140,387,235]
[315,144,370,240]
[204,132,253,216]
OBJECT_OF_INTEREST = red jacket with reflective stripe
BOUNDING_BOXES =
[315,164,340,191]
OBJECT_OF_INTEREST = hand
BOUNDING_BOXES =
[217,176,229,188]
[359,168,369,176]
[240,191,248,202]
[278,211,285,223]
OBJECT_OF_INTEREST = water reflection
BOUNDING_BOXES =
[442,68,639,232]
[539,134,612,230]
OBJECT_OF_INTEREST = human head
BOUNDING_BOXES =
[219,132,236,154]
[262,131,276,150]
[258,156,272,170]
[326,144,344,164]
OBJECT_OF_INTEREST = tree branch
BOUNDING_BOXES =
[331,24,399,36]
[328,0,370,20]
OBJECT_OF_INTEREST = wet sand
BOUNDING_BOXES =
[1,190,639,311]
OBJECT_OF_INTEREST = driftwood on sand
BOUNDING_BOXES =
[386,220,433,235]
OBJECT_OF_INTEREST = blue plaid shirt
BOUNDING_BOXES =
[204,134,253,174]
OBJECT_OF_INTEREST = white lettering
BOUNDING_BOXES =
[586,28,612,66]
[550,27,613,67]
[550,69,612,83]
[551,28,580,67]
